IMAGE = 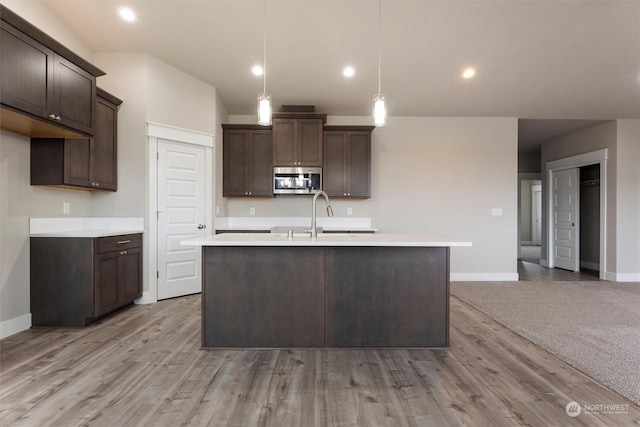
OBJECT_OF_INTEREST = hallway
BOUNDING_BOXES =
[518,259,600,282]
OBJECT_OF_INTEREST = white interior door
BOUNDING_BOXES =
[158,140,206,300]
[532,184,542,245]
[553,168,579,271]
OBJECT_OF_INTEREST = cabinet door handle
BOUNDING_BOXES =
[95,182,100,187]
[197,224,206,229]
[117,240,131,244]
[48,113,56,120]
[119,250,128,255]
[55,115,61,121]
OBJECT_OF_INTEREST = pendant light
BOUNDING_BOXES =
[257,0,272,126]
[373,0,386,126]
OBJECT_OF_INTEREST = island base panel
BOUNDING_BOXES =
[202,245,450,348]
[327,246,449,347]
[202,246,326,347]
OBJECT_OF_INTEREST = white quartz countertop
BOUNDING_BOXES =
[30,229,144,238]
[182,233,472,247]
[29,217,144,238]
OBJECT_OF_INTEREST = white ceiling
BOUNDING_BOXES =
[42,0,640,145]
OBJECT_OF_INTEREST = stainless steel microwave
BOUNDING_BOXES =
[273,167,322,195]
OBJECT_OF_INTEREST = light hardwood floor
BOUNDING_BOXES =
[1,295,638,426]
[518,260,600,282]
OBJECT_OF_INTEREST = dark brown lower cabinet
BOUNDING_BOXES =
[30,233,142,326]
[94,246,142,317]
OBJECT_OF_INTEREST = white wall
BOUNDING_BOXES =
[91,54,149,218]
[1,0,93,62]
[214,94,229,219]
[616,120,640,279]
[221,115,519,279]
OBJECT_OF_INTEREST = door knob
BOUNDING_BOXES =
[197,224,206,229]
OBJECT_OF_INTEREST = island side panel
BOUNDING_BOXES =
[202,246,326,347]
[326,246,449,347]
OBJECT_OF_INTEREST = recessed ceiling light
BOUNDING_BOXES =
[118,7,137,23]
[462,67,476,79]
[252,65,264,76]
[343,66,355,78]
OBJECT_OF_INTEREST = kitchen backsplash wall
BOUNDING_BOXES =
[225,197,372,220]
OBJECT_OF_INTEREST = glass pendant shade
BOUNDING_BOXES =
[257,92,272,126]
[373,93,387,126]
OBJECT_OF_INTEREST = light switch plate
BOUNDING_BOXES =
[347,208,353,216]
[63,202,70,214]
[491,208,503,216]
[249,207,255,216]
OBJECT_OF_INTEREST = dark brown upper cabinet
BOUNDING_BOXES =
[323,126,374,198]
[30,88,122,191]
[0,4,105,138]
[223,124,274,197]
[272,113,326,167]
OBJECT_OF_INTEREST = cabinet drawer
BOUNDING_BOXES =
[96,233,142,254]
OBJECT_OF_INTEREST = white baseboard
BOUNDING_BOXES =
[450,273,519,281]
[0,313,31,339]
[540,258,549,267]
[580,261,599,271]
[134,291,156,305]
[605,272,640,282]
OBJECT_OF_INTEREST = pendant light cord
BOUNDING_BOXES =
[263,0,267,94]
[377,0,382,94]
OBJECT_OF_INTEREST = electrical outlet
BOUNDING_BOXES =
[63,202,70,214]
[347,207,353,216]
[249,207,255,216]
[491,208,503,216]
[215,206,220,216]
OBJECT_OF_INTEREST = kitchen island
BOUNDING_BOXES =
[183,233,471,348]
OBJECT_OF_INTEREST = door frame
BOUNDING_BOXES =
[145,122,214,304]
[531,184,542,245]
[545,148,607,279]
[517,173,541,259]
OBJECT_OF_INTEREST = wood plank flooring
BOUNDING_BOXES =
[518,260,600,282]
[1,294,639,426]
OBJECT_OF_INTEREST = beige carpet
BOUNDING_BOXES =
[451,280,640,405]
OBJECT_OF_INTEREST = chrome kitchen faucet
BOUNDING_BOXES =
[311,190,333,239]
